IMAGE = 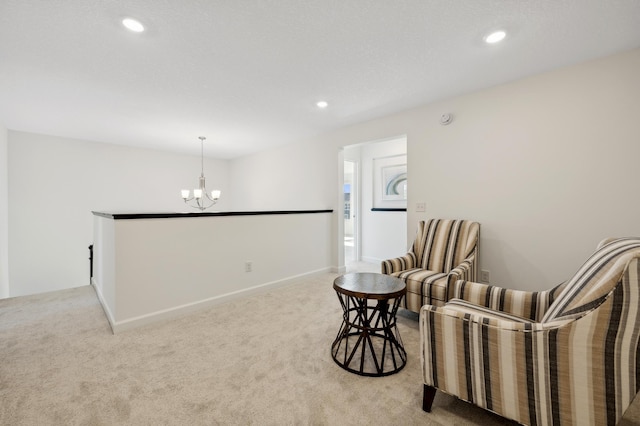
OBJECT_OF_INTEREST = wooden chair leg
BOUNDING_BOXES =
[423,384,437,412]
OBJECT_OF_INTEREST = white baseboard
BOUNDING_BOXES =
[93,267,333,334]
[332,265,347,274]
[91,277,117,331]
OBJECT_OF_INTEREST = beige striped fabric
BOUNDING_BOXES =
[444,298,536,323]
[381,219,480,312]
[542,238,640,322]
[450,279,566,322]
[420,238,640,425]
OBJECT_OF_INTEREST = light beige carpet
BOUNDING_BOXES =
[1,272,640,425]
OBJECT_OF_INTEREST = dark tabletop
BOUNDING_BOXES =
[333,272,406,300]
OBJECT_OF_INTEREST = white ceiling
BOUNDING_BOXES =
[1,1,639,159]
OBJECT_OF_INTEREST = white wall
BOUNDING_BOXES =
[0,125,8,298]
[228,140,336,211]
[230,48,640,291]
[228,139,342,271]
[8,131,229,297]
[94,212,332,332]
[410,48,640,290]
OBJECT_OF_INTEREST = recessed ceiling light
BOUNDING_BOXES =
[316,101,328,108]
[484,30,506,44]
[122,18,145,33]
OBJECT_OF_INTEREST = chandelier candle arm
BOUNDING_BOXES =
[181,136,222,211]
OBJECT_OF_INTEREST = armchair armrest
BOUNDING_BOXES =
[420,302,564,417]
[449,279,563,322]
[445,253,477,303]
[446,254,476,285]
[421,303,543,333]
[419,297,618,425]
[381,252,417,274]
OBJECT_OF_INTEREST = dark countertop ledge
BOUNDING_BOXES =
[92,209,334,220]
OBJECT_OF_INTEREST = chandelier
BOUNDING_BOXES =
[181,136,221,211]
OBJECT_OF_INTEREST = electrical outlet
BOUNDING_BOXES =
[416,202,426,212]
[245,261,252,272]
[480,270,490,283]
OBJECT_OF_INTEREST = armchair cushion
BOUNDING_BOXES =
[394,269,448,310]
[413,219,478,272]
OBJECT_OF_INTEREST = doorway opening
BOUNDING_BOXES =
[343,160,357,265]
[341,136,407,273]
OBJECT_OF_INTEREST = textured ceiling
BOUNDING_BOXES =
[1,1,639,159]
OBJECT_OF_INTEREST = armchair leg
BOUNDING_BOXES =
[423,384,437,412]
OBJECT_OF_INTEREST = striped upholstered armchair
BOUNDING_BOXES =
[381,219,480,313]
[420,237,640,425]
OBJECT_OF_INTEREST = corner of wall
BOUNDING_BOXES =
[0,125,9,298]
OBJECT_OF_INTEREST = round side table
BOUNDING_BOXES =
[331,272,407,377]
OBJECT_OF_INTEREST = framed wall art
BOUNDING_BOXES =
[372,155,407,210]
